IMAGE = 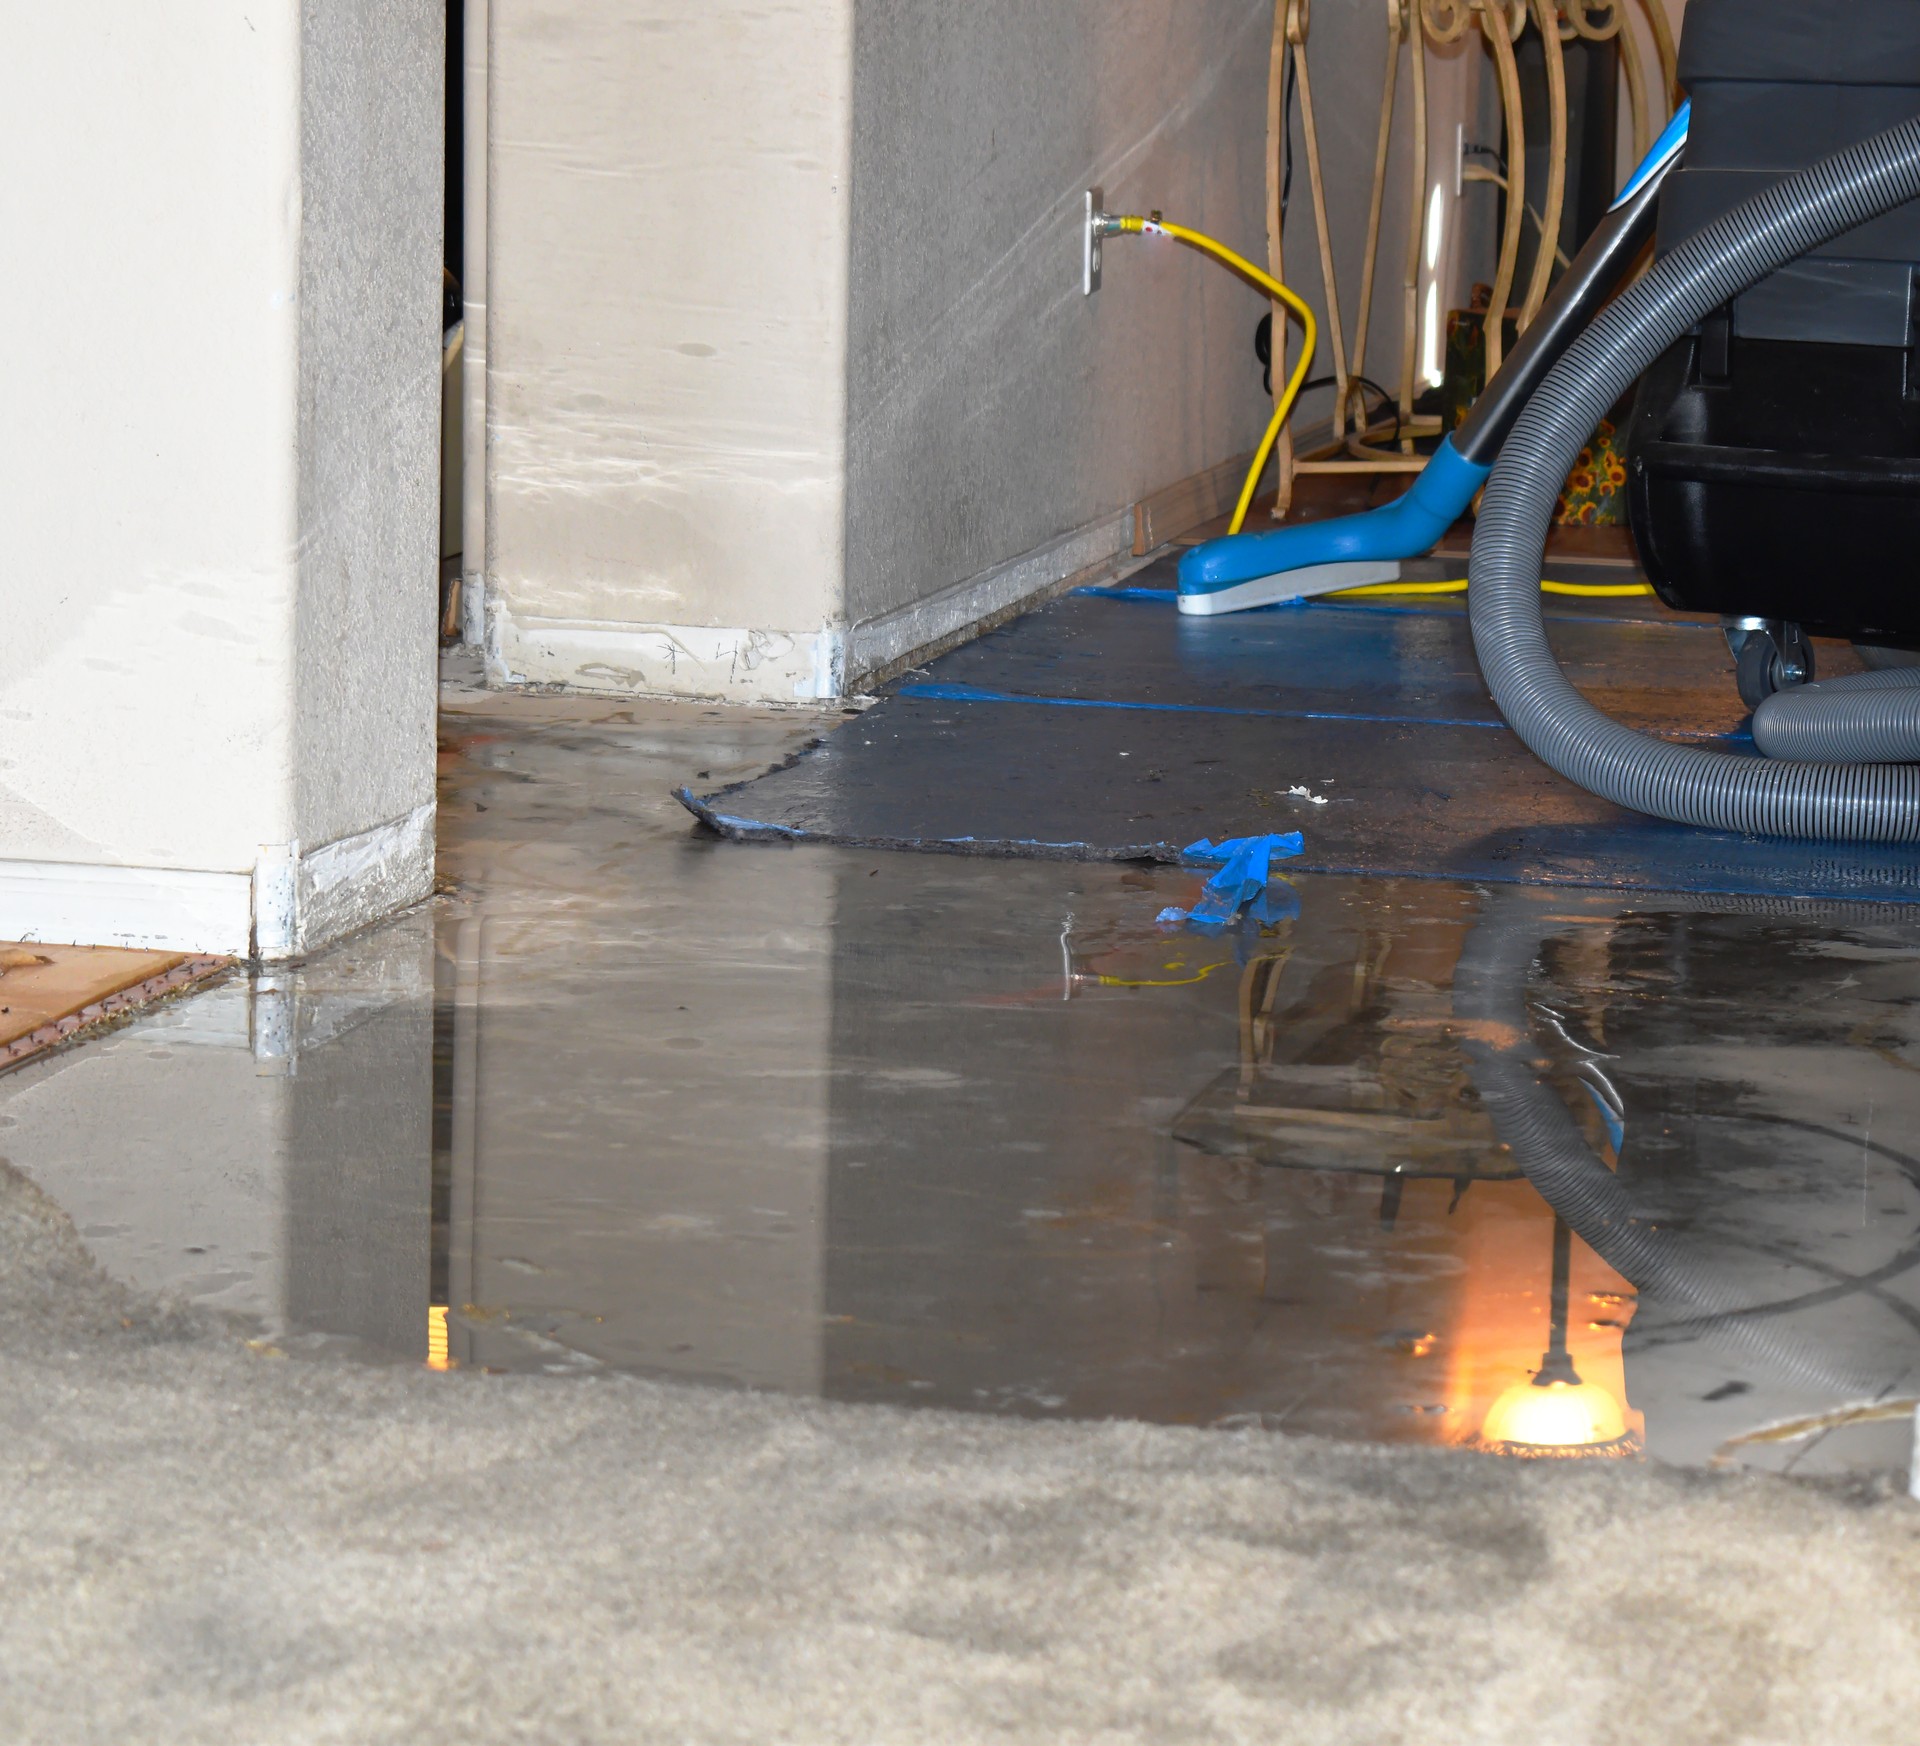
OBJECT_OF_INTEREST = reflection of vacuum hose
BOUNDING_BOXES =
[1470,115,1920,839]
[1454,890,1885,1397]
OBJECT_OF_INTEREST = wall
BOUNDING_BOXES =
[0,2,442,956]
[479,0,857,702]
[842,0,1274,674]
[474,1,1481,701]
[295,0,444,859]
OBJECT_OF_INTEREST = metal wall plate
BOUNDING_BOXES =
[1084,187,1102,295]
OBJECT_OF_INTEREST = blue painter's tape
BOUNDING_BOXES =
[1077,586,1717,630]
[1159,832,1306,932]
[1176,437,1492,598]
[898,680,1506,731]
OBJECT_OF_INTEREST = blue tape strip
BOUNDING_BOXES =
[1072,585,1714,630]
[898,680,1506,731]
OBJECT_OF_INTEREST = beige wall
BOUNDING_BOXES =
[470,2,1626,704]
[479,0,857,702]
[0,1,442,956]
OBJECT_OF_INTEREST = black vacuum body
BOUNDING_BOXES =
[1626,0,1920,683]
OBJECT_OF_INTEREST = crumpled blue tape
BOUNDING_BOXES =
[1157,833,1304,932]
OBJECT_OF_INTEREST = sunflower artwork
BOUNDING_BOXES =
[1555,419,1629,526]
[1442,302,1629,526]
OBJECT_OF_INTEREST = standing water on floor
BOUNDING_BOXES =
[4,690,1920,1480]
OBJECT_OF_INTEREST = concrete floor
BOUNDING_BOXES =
[6,678,1920,1736]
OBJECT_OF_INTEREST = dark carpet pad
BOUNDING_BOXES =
[678,557,1920,904]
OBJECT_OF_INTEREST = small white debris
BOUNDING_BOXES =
[1283,785,1331,805]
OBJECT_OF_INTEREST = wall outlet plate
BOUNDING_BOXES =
[1084,187,1102,295]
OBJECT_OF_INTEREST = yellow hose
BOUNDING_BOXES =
[1116,216,1314,535]
[1112,215,1650,590]
[1326,578,1653,599]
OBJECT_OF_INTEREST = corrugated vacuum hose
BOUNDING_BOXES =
[1469,114,1920,841]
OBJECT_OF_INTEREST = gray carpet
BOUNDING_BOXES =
[3,1158,1918,1744]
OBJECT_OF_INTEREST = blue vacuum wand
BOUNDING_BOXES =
[1176,103,1690,616]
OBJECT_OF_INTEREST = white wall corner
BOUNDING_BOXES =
[256,801,437,961]
[486,601,848,703]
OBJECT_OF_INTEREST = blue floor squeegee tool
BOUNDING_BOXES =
[1177,103,1690,617]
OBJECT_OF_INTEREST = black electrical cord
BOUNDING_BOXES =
[1252,316,1406,445]
[1280,43,1296,222]
[1301,374,1403,448]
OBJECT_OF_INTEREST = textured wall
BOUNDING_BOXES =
[843,0,1272,635]
[842,0,1468,650]
[295,0,445,854]
[473,1,1497,699]
[0,1,442,952]
[482,0,857,700]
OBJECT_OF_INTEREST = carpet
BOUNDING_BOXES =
[4,1151,1920,1743]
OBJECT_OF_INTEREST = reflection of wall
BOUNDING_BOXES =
[437,735,835,1390]
[285,997,435,1357]
[820,860,1293,1424]
[0,917,436,1357]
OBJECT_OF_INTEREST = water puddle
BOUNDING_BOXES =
[4,698,1919,1481]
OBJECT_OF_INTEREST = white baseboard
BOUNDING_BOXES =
[487,604,845,702]
[478,507,1136,704]
[0,863,252,957]
[844,509,1134,685]
[0,802,436,960]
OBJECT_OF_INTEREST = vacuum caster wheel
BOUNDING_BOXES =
[1730,621,1814,711]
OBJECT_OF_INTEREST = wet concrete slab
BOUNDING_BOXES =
[5,689,1920,1481]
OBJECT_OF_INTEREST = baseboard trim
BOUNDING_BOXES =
[844,509,1135,691]
[0,862,253,957]
[487,605,846,703]
[0,803,436,960]
[1131,449,1260,555]
[478,461,1273,706]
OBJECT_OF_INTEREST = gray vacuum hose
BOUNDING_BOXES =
[1469,114,1920,840]
[1752,665,1920,762]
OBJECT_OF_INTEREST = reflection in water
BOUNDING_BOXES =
[3,706,1919,1480]
[0,910,436,1362]
[1477,1217,1635,1458]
